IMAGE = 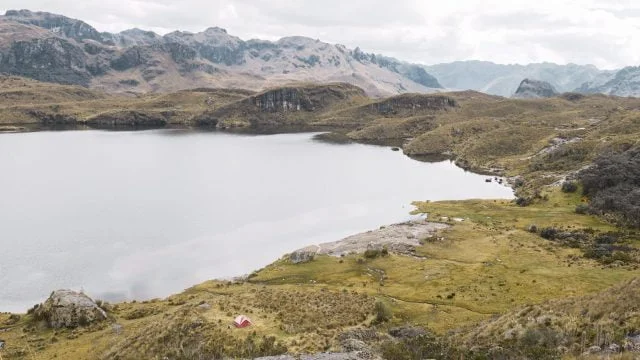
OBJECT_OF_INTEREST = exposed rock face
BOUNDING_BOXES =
[289,249,316,264]
[35,289,107,329]
[513,79,558,98]
[0,9,443,96]
[291,220,448,258]
[253,88,312,112]
[0,37,90,85]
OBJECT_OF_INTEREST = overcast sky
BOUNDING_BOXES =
[2,0,639,69]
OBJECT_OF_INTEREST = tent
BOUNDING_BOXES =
[233,315,252,328]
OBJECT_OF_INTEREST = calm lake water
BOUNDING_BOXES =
[0,130,512,312]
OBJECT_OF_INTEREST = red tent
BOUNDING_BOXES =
[233,315,252,328]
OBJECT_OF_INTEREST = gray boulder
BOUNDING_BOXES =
[35,289,107,328]
[289,247,317,264]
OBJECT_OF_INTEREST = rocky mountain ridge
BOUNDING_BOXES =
[423,60,640,97]
[577,66,640,97]
[0,9,441,96]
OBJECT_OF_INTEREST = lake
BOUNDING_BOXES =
[0,129,513,312]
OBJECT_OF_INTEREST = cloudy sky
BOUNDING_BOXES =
[2,0,640,69]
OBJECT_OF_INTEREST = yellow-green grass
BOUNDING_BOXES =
[251,189,637,335]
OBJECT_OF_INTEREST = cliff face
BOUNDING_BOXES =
[512,78,558,99]
[252,88,311,112]
[0,9,443,96]
[0,37,90,85]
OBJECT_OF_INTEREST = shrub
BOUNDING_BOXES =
[575,204,589,214]
[374,300,393,323]
[515,196,533,207]
[364,249,381,259]
[561,181,578,193]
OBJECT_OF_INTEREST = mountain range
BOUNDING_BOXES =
[1,9,640,98]
[0,9,441,97]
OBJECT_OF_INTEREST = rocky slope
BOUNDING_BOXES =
[0,9,442,97]
[512,78,558,98]
[424,60,612,97]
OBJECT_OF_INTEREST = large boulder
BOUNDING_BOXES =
[35,289,107,328]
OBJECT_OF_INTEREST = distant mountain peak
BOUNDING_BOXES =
[203,26,227,34]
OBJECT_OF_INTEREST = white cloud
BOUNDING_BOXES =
[1,0,639,69]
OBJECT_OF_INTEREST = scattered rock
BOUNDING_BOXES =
[389,326,427,339]
[34,289,107,329]
[607,343,620,353]
[391,147,400,151]
[196,302,212,311]
[586,345,601,354]
[340,338,369,352]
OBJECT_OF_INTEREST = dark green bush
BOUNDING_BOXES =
[561,181,578,193]
[575,204,589,214]
[579,147,640,228]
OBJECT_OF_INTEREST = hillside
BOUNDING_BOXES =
[0,9,442,97]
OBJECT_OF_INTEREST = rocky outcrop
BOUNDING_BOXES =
[291,220,448,258]
[252,88,313,112]
[34,289,107,329]
[208,83,366,128]
[289,249,316,264]
[513,79,558,99]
